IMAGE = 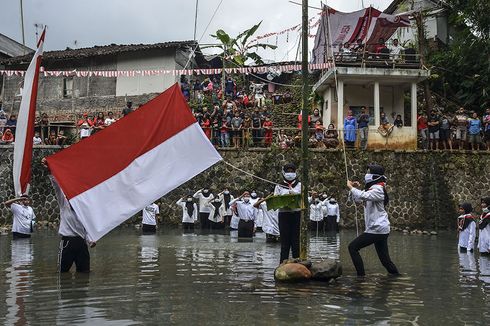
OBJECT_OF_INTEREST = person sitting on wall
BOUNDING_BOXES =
[394,114,404,128]
[325,124,339,149]
[5,114,17,134]
[104,111,117,126]
[33,131,43,145]
[45,130,58,145]
[378,112,394,137]
[389,38,404,61]
[375,38,387,55]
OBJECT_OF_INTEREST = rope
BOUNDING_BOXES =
[325,1,360,236]
[222,161,287,189]
[183,0,225,70]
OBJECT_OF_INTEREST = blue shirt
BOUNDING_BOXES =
[468,118,481,135]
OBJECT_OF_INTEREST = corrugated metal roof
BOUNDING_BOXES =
[0,33,34,58]
[2,40,199,65]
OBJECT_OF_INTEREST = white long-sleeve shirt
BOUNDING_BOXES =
[259,202,279,236]
[176,199,198,224]
[309,202,324,222]
[193,190,214,213]
[351,184,390,234]
[49,175,87,239]
[478,213,490,254]
[229,198,256,222]
[458,217,476,250]
[219,194,235,216]
[324,202,341,222]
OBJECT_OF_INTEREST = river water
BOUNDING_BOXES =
[0,228,489,325]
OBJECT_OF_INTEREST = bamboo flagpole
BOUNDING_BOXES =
[300,0,310,260]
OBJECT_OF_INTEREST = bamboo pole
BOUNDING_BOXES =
[300,0,310,260]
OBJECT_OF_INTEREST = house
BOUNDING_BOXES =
[384,0,452,46]
[0,33,33,61]
[312,6,430,150]
[0,41,205,115]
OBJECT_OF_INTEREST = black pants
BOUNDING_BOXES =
[309,220,324,232]
[325,215,339,232]
[348,233,399,276]
[211,221,225,229]
[12,232,31,239]
[278,211,301,263]
[182,222,195,230]
[238,220,254,238]
[199,212,210,229]
[59,236,90,273]
[224,215,232,226]
[142,224,156,234]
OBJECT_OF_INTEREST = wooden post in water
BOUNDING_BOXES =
[300,0,310,260]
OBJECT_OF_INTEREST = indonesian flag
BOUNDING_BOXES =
[13,28,46,196]
[45,84,222,241]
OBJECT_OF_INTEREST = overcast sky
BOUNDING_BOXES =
[1,0,392,61]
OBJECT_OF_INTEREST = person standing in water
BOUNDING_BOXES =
[274,163,302,263]
[219,188,234,227]
[176,194,198,231]
[347,164,399,277]
[478,197,490,255]
[457,202,476,252]
[141,202,160,234]
[4,195,36,239]
[230,191,256,238]
[193,188,214,229]
[324,197,340,232]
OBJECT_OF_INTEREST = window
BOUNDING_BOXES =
[63,78,73,98]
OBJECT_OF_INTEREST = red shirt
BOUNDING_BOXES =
[417,116,428,130]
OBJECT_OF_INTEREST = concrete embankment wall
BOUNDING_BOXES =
[1,146,489,230]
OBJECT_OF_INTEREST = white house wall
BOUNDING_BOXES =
[116,49,178,96]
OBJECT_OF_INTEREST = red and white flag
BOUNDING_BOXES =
[46,84,222,241]
[13,28,46,196]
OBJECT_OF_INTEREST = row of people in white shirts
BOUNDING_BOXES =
[309,194,340,223]
[177,189,279,237]
[457,198,490,254]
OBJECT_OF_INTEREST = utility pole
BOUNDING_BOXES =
[20,0,26,52]
[300,0,310,260]
[193,0,199,41]
[413,11,433,117]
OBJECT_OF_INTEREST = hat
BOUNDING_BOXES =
[367,164,385,175]
[459,202,473,214]
[283,163,296,172]
[482,197,490,206]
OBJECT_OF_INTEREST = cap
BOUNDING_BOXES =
[459,202,473,214]
[367,164,385,175]
[283,163,296,172]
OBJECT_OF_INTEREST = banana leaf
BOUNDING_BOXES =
[265,194,302,210]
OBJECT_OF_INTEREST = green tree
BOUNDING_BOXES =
[428,0,490,112]
[206,21,277,67]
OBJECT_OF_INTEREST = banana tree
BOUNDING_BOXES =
[204,21,277,89]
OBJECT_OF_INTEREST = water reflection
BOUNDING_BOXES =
[0,230,489,325]
[6,239,33,326]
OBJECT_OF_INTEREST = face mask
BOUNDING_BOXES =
[203,189,209,193]
[243,197,250,203]
[251,192,257,198]
[224,191,230,195]
[284,172,296,181]
[364,173,379,183]
[484,207,489,213]
[187,198,193,202]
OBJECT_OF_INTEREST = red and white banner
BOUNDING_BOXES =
[45,84,222,241]
[312,6,410,63]
[13,28,46,196]
[0,62,334,79]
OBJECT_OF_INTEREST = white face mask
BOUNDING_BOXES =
[187,198,193,202]
[224,191,230,195]
[365,173,383,184]
[203,189,209,193]
[243,197,250,203]
[251,192,257,198]
[284,172,296,181]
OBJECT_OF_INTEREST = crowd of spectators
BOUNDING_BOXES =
[337,38,413,63]
[184,76,280,148]
[417,107,490,151]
